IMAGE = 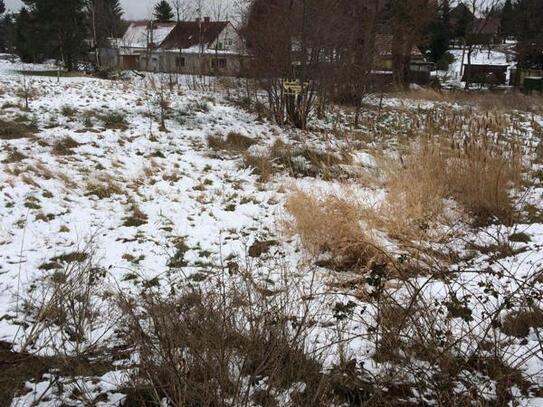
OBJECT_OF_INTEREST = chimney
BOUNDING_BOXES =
[204,17,210,23]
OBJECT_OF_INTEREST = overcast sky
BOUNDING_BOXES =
[4,0,237,20]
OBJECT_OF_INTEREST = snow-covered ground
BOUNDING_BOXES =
[1,60,543,406]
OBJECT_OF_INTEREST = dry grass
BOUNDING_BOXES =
[100,111,128,130]
[208,131,257,153]
[394,88,543,114]
[284,190,386,271]
[123,204,148,227]
[501,309,543,338]
[377,136,524,228]
[86,177,124,199]
[242,153,273,182]
[52,136,81,155]
[243,140,353,182]
[285,133,525,272]
[375,142,451,240]
[0,118,37,140]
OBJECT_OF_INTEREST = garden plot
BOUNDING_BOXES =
[1,61,543,406]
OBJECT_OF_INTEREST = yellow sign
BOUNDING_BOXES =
[283,80,309,95]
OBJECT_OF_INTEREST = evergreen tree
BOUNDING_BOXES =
[500,0,513,39]
[428,0,452,64]
[0,13,15,53]
[15,7,44,62]
[0,0,5,15]
[513,0,543,68]
[154,0,174,22]
[453,3,473,40]
[21,0,88,70]
[88,0,124,48]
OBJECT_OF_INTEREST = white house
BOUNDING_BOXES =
[114,18,247,76]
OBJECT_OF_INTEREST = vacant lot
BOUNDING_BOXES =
[1,61,542,406]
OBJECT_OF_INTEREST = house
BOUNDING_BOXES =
[471,16,501,44]
[113,18,247,76]
[373,34,434,85]
[449,3,502,45]
[118,21,177,70]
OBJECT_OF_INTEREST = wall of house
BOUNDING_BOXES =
[98,48,119,69]
[209,23,245,54]
[151,52,244,76]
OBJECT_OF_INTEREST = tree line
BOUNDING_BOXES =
[240,0,542,128]
[0,0,124,70]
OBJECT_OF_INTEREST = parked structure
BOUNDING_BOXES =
[462,64,508,85]
[510,68,543,91]
[373,34,434,86]
[104,18,248,76]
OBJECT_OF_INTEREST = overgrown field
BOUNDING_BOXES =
[1,61,543,406]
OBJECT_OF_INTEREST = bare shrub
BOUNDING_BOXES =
[12,241,119,405]
[16,243,114,357]
[284,190,386,271]
[118,272,331,406]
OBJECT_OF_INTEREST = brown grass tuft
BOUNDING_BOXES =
[394,89,543,114]
[52,136,81,155]
[86,178,124,199]
[208,131,257,153]
[0,119,37,140]
[501,309,543,338]
[376,136,524,229]
[284,190,386,270]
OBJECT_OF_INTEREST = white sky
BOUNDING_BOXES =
[4,0,238,21]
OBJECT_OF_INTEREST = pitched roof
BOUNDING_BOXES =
[473,17,501,36]
[122,21,177,48]
[160,21,229,50]
[375,34,423,58]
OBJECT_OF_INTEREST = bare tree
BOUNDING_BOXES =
[170,0,191,21]
[461,0,502,89]
[388,0,438,88]
[242,0,382,129]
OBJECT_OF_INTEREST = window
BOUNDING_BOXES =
[176,56,185,68]
[211,58,227,69]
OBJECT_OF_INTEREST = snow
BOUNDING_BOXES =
[121,22,176,49]
[1,60,542,405]
[444,47,516,86]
